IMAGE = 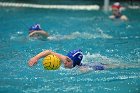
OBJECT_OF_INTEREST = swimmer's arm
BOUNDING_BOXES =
[29,30,49,37]
[28,50,65,67]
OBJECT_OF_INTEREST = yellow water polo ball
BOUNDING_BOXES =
[42,54,61,70]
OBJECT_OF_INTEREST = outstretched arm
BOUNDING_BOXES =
[28,50,65,67]
[28,50,51,66]
[29,30,49,37]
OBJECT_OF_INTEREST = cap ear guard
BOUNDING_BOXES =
[66,49,83,67]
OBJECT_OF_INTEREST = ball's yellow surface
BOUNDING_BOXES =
[42,54,61,70]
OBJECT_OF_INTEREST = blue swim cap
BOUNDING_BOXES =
[29,24,42,31]
[66,49,83,67]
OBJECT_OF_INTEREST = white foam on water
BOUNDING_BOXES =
[10,31,24,40]
[0,2,100,10]
[48,31,112,41]
[128,5,140,9]
[98,75,140,82]
[9,31,112,41]
[82,52,140,69]
[82,52,122,64]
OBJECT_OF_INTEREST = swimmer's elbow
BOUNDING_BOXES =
[36,50,52,58]
[28,33,33,37]
[44,50,52,54]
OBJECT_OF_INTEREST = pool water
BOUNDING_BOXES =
[0,5,140,93]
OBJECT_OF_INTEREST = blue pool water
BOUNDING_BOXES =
[0,4,140,93]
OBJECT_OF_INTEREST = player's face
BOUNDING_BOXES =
[112,8,119,15]
[64,57,73,68]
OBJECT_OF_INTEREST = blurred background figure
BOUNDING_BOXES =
[109,2,128,21]
[29,24,49,40]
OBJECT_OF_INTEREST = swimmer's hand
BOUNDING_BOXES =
[120,15,128,21]
[28,57,38,67]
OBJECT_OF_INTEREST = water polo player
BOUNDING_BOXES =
[28,49,83,69]
[29,24,49,39]
[109,2,128,21]
[28,49,110,72]
[28,49,139,72]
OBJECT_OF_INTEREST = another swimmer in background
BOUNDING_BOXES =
[29,24,49,40]
[109,2,128,21]
[28,49,135,72]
